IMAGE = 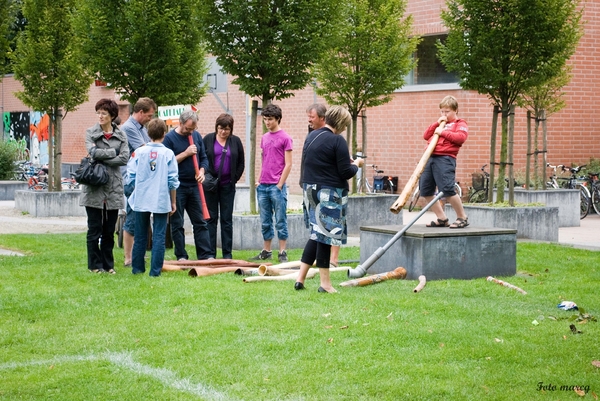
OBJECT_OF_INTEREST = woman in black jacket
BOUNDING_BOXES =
[202,114,245,259]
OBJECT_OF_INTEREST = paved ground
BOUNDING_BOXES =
[1,198,599,256]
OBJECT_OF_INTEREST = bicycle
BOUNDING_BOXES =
[407,181,462,211]
[546,163,564,189]
[468,164,490,203]
[357,164,395,194]
[468,164,520,203]
[556,164,590,219]
[61,173,81,190]
[581,171,600,215]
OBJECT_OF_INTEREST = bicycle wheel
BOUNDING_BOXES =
[408,188,420,212]
[592,185,600,215]
[468,189,487,203]
[576,184,590,219]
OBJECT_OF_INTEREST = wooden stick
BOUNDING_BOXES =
[188,134,210,220]
[339,267,407,287]
[390,122,445,213]
[164,259,264,267]
[258,265,299,276]
[242,266,348,283]
[243,269,318,283]
[486,276,527,295]
[413,275,426,293]
[188,266,248,277]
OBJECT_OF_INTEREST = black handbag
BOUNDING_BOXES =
[203,138,229,193]
[74,155,109,186]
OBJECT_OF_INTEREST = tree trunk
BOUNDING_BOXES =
[488,106,499,203]
[48,112,55,192]
[526,110,532,190]
[360,110,367,193]
[249,100,258,214]
[541,110,548,189]
[53,109,63,192]
[496,105,510,203]
[507,105,515,206]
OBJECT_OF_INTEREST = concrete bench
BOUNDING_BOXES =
[0,181,29,200]
[359,224,517,280]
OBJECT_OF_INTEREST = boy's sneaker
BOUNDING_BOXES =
[251,249,272,260]
[278,250,288,263]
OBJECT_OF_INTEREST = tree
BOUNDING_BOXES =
[198,0,342,212]
[312,0,418,192]
[75,0,208,106]
[518,66,572,190]
[438,0,582,204]
[1,0,26,76]
[12,0,93,191]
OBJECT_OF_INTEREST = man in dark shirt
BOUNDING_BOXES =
[163,110,211,260]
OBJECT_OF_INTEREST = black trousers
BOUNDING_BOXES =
[204,182,236,259]
[85,206,118,271]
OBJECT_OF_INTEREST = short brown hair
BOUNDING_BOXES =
[147,118,167,141]
[95,98,119,121]
[215,113,234,133]
[133,97,157,114]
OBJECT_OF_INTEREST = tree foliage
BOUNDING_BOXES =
[313,0,417,186]
[438,0,583,203]
[75,0,208,105]
[1,0,26,77]
[197,0,342,212]
[197,0,341,103]
[12,0,92,191]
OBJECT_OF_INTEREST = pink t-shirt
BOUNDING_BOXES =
[259,129,293,184]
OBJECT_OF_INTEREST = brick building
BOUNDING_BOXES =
[2,0,598,195]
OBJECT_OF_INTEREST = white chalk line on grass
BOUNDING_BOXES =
[0,351,238,401]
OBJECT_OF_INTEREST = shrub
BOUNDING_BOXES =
[0,140,20,180]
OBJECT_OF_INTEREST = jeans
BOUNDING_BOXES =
[85,206,118,271]
[170,185,211,260]
[205,182,236,259]
[132,211,168,276]
[123,200,135,235]
[256,183,288,241]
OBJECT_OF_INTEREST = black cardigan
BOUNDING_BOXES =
[202,132,245,184]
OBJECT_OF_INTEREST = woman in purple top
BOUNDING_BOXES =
[202,114,245,259]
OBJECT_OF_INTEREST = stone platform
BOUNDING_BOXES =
[360,225,517,280]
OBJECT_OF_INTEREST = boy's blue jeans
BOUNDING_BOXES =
[256,183,288,241]
[132,211,168,277]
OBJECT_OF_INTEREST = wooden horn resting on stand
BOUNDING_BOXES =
[390,122,445,214]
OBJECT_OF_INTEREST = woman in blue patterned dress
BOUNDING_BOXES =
[295,106,364,293]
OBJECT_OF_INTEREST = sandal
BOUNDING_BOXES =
[449,217,469,229]
[426,218,449,227]
[89,269,103,274]
[106,269,117,275]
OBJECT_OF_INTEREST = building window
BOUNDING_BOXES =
[404,34,458,86]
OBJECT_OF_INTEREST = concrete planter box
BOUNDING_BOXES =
[224,194,403,250]
[0,181,29,200]
[493,188,580,227]
[445,204,559,242]
[15,190,86,217]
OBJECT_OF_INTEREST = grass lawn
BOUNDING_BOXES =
[0,233,599,400]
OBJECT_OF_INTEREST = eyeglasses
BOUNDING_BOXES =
[218,127,231,132]
[96,111,110,117]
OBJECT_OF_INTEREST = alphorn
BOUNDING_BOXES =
[188,134,211,220]
[188,266,251,277]
[163,259,264,268]
[258,265,299,276]
[413,275,426,293]
[339,267,407,287]
[486,276,527,295]
[242,266,349,283]
[390,121,445,213]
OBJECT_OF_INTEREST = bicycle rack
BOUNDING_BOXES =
[347,191,445,278]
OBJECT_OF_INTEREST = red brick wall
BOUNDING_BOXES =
[2,0,598,193]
